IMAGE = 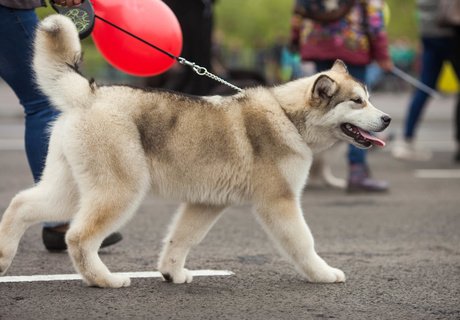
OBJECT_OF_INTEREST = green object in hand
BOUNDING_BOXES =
[50,0,95,39]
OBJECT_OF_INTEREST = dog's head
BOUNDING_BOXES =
[303,60,391,149]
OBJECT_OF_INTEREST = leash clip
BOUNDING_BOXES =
[193,66,207,76]
[178,57,242,92]
[178,58,208,76]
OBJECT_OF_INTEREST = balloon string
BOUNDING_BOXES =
[94,15,243,92]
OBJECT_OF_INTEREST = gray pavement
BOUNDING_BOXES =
[0,83,459,319]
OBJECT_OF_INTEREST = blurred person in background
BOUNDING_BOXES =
[0,0,122,250]
[392,0,460,162]
[147,0,269,96]
[291,0,393,193]
[455,27,460,162]
[145,0,215,95]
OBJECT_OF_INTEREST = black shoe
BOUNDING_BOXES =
[42,227,123,252]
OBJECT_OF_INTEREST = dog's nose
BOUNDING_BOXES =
[381,115,391,126]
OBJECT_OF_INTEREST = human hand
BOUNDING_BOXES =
[377,59,394,72]
[52,0,82,6]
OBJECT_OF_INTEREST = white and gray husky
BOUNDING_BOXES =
[0,15,390,288]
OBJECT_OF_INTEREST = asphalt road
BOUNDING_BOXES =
[0,86,459,319]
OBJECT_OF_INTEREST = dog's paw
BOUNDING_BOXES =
[84,273,131,288]
[161,268,193,284]
[0,259,11,276]
[304,255,346,283]
[0,248,14,276]
[333,267,346,282]
[308,265,346,283]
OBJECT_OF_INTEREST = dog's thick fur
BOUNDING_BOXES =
[0,16,390,288]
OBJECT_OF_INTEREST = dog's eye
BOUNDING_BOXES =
[351,97,363,104]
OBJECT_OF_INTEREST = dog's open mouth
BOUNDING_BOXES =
[340,123,385,147]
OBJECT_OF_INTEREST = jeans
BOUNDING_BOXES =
[1,7,62,227]
[0,6,59,182]
[404,37,460,139]
[315,60,367,165]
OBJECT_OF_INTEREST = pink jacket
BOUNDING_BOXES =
[291,0,390,66]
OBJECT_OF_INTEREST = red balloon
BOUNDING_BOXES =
[91,0,182,76]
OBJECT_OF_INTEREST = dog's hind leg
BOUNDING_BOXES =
[254,197,345,283]
[158,203,225,284]
[0,142,79,275]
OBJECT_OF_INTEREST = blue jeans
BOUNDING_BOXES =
[0,6,60,182]
[315,60,367,165]
[404,37,460,139]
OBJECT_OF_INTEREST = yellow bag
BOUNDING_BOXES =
[437,61,460,93]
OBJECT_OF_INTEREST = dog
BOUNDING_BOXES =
[0,15,390,288]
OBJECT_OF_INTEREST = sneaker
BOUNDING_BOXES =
[392,140,431,161]
[42,224,123,252]
[347,164,389,193]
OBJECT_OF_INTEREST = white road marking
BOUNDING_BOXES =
[0,270,234,283]
[415,169,460,179]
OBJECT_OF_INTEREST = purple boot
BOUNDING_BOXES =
[347,164,389,193]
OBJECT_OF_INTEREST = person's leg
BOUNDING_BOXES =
[393,37,450,161]
[449,28,460,161]
[0,7,122,250]
[453,87,460,163]
[161,1,214,95]
[0,7,58,181]
[404,38,447,140]
[348,145,366,164]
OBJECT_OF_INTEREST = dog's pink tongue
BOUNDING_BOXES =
[358,128,386,147]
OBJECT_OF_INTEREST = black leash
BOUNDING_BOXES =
[51,0,243,93]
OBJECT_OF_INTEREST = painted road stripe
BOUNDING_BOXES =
[0,270,234,283]
[415,169,460,179]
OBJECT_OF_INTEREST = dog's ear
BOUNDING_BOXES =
[331,59,348,74]
[312,75,338,100]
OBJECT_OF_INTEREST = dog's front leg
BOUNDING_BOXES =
[158,203,225,284]
[0,193,29,275]
[254,197,345,283]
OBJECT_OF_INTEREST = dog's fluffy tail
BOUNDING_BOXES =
[33,15,94,112]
